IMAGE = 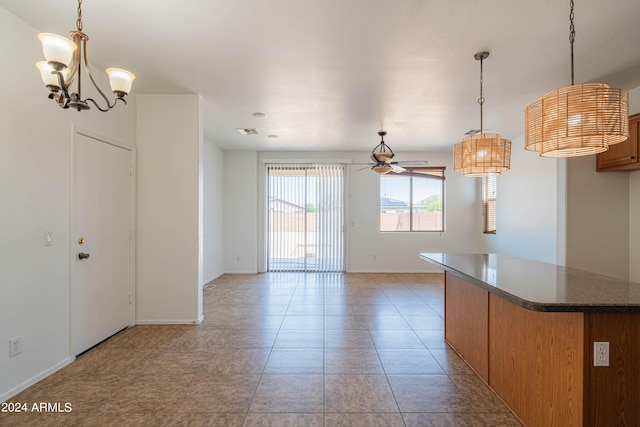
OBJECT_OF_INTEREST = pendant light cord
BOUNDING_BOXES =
[478,56,485,135]
[569,0,575,85]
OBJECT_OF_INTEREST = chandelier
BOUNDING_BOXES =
[524,0,628,157]
[454,52,511,177]
[35,0,135,112]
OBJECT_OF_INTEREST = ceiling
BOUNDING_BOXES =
[3,0,640,152]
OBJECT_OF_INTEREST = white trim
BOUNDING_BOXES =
[136,318,203,325]
[347,269,443,273]
[224,270,259,274]
[262,158,352,164]
[0,357,74,402]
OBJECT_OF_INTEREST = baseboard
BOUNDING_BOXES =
[135,318,203,325]
[224,270,259,274]
[0,356,75,403]
[346,269,444,274]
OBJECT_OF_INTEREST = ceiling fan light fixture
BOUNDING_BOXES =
[370,131,395,164]
[453,52,511,177]
[524,0,628,157]
[372,164,393,174]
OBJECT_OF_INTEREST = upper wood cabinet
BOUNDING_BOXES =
[597,113,640,171]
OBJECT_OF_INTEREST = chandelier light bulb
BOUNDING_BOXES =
[106,68,136,96]
[37,33,77,70]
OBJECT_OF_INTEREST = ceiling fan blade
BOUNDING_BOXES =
[353,165,372,172]
[390,164,406,173]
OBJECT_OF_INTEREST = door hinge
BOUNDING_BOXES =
[130,230,134,240]
[130,167,134,176]
[129,294,133,305]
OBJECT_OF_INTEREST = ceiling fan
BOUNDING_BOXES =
[355,131,428,174]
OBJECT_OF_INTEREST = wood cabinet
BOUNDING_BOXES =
[444,271,640,427]
[596,113,640,171]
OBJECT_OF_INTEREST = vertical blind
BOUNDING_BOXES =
[267,163,345,272]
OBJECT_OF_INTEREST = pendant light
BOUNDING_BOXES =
[524,0,628,157]
[454,52,511,177]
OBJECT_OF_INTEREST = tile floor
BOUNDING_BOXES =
[1,273,523,426]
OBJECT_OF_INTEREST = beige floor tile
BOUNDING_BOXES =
[324,374,398,413]
[5,272,523,425]
[429,348,474,375]
[413,329,447,349]
[369,330,425,349]
[264,349,324,374]
[273,330,324,348]
[449,374,512,413]
[250,374,323,412]
[324,413,405,426]
[323,330,374,348]
[387,375,474,413]
[220,329,279,348]
[402,412,523,426]
[243,413,324,426]
[324,348,384,374]
[377,349,445,375]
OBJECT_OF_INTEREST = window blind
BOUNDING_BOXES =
[267,163,344,272]
[483,175,497,233]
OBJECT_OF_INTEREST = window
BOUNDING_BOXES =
[482,175,497,234]
[380,167,445,232]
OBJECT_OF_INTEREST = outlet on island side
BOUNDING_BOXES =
[593,342,609,366]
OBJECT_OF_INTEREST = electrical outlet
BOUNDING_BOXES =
[9,337,22,358]
[594,342,609,366]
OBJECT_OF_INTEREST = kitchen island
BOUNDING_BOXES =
[420,253,640,427]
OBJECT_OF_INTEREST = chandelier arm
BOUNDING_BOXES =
[82,40,115,110]
[85,96,125,112]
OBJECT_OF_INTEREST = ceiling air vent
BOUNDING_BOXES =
[236,128,259,135]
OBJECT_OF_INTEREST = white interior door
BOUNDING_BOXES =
[73,132,133,355]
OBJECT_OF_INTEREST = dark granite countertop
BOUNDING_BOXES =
[420,253,640,312]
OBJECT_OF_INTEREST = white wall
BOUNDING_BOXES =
[565,156,629,279]
[244,151,485,273]
[0,7,136,401]
[136,94,203,323]
[224,151,258,273]
[485,136,559,264]
[203,138,225,283]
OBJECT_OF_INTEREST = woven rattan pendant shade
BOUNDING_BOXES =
[525,83,629,157]
[453,51,511,177]
[454,133,511,177]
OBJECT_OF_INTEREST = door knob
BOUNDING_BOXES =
[78,252,90,260]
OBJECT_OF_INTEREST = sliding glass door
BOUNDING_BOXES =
[267,163,344,272]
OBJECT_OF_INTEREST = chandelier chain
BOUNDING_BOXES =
[76,0,83,31]
[569,0,575,85]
